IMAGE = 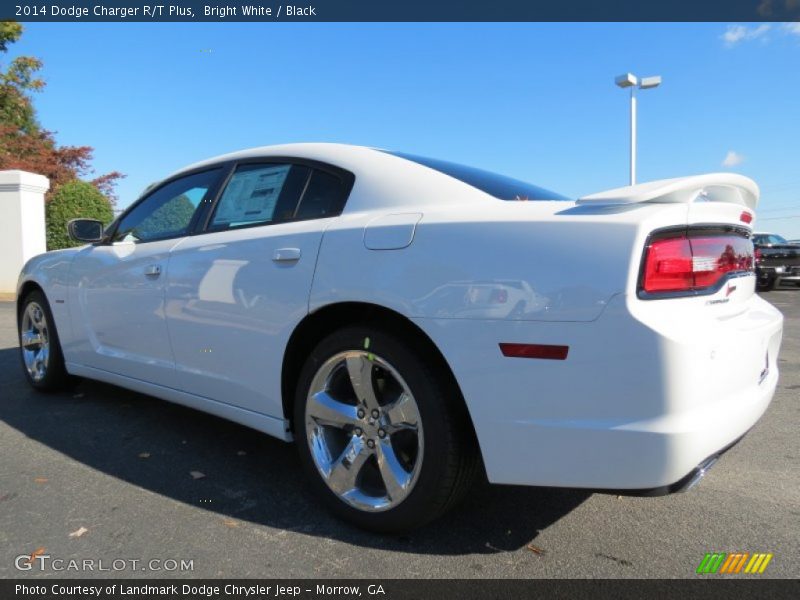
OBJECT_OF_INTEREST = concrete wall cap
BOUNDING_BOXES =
[0,170,51,193]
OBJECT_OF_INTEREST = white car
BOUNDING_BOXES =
[17,144,783,532]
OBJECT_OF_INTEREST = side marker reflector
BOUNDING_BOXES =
[499,343,569,360]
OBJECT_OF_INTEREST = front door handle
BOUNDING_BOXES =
[144,264,162,278]
[272,248,301,262]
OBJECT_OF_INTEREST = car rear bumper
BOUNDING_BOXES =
[413,289,783,489]
[596,432,747,496]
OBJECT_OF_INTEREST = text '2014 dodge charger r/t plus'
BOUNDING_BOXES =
[17,144,783,532]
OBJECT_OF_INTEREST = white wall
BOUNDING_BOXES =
[0,170,49,294]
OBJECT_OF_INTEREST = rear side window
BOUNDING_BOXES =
[209,163,351,230]
[385,151,567,201]
[295,170,349,220]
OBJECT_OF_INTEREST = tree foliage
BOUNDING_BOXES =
[46,179,114,250]
[0,21,43,134]
[0,21,123,204]
[0,21,23,52]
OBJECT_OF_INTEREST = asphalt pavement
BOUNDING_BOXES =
[1,289,798,579]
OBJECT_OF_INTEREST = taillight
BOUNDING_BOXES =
[641,232,754,296]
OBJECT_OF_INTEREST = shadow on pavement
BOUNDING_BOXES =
[0,345,590,555]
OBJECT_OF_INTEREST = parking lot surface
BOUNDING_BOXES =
[1,290,798,578]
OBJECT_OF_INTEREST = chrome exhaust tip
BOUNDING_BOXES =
[677,455,720,493]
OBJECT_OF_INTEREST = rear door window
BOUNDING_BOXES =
[209,164,310,230]
[208,162,352,230]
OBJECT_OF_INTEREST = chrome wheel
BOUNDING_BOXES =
[21,301,50,383]
[305,350,424,512]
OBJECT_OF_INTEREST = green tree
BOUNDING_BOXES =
[46,180,114,250]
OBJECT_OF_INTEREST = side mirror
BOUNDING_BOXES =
[67,218,104,243]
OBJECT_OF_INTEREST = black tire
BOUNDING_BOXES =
[18,290,71,391]
[757,277,776,292]
[294,325,479,532]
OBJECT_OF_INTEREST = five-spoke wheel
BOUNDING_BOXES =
[18,290,69,391]
[20,301,50,383]
[305,350,424,512]
[295,325,478,532]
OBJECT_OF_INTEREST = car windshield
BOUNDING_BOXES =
[755,234,789,245]
[385,151,568,201]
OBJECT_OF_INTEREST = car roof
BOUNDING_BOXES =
[175,143,380,174]
[159,143,504,213]
[155,143,571,214]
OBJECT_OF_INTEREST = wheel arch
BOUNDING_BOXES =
[16,280,45,322]
[281,301,480,449]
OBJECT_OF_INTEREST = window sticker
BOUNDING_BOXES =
[214,165,290,226]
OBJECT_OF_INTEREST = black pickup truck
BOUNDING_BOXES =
[753,233,800,291]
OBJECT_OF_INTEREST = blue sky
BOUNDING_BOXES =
[9,22,800,238]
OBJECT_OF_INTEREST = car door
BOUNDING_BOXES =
[67,167,225,387]
[165,161,353,418]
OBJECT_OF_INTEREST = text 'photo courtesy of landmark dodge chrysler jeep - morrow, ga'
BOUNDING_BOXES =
[17,144,783,532]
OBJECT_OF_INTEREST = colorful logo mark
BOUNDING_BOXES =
[696,552,773,574]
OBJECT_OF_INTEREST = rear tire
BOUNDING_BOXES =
[294,325,479,532]
[18,290,70,391]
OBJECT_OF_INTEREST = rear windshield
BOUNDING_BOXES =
[385,151,568,201]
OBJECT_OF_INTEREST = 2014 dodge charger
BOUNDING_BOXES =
[16,144,784,531]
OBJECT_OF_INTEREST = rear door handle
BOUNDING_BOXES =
[144,264,162,278]
[272,248,301,262]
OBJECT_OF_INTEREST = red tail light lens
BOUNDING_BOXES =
[641,233,754,295]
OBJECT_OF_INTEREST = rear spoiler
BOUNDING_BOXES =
[577,173,759,211]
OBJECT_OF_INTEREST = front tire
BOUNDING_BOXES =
[18,290,70,391]
[757,277,776,292]
[294,325,478,532]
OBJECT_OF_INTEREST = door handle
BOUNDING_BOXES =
[144,264,162,278]
[272,248,301,262]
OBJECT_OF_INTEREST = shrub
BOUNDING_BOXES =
[46,179,114,250]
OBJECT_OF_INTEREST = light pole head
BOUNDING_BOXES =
[639,75,662,89]
[615,73,638,88]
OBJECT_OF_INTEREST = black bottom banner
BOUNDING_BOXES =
[3,579,799,600]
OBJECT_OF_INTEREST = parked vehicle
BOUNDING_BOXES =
[752,232,800,290]
[17,144,783,531]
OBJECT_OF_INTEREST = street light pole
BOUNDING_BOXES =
[630,86,637,186]
[615,73,661,186]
